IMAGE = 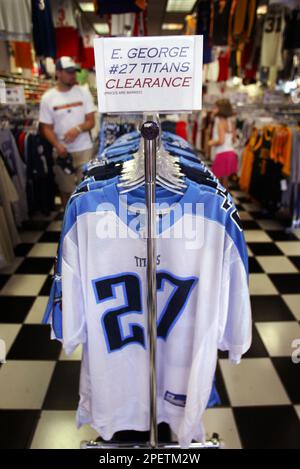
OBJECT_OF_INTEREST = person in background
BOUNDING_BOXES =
[39,56,95,207]
[208,99,237,189]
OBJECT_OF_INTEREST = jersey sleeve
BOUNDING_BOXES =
[82,87,96,115]
[39,95,54,125]
[61,220,87,355]
[218,236,252,364]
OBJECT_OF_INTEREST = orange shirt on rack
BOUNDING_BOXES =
[239,146,254,193]
[228,0,256,47]
[239,128,262,193]
[12,42,33,69]
[185,14,197,35]
[270,126,292,176]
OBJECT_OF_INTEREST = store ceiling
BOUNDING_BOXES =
[77,0,270,36]
[77,0,197,36]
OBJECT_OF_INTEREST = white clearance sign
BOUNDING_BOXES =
[94,35,203,113]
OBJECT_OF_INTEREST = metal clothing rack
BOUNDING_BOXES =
[81,118,223,450]
[142,121,159,448]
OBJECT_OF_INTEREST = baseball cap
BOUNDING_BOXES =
[55,56,80,72]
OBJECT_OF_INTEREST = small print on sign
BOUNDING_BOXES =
[94,35,203,113]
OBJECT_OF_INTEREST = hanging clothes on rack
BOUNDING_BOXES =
[0,154,20,260]
[31,0,56,59]
[24,133,56,216]
[51,0,81,60]
[43,128,251,448]
[0,128,28,226]
[239,116,297,214]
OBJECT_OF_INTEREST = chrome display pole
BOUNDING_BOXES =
[141,120,160,449]
[81,120,223,450]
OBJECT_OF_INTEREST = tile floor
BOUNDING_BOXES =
[0,192,300,449]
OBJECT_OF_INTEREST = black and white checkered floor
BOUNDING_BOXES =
[0,191,300,449]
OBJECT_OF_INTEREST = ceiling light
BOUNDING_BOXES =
[162,23,184,30]
[256,5,267,15]
[94,23,109,34]
[166,0,197,13]
[79,2,95,12]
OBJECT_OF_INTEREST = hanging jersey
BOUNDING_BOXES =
[229,0,256,46]
[60,180,251,447]
[132,10,148,37]
[32,0,56,58]
[51,0,77,28]
[284,8,300,51]
[261,4,285,69]
[239,128,261,193]
[77,15,95,69]
[11,42,33,70]
[218,49,230,82]
[270,126,292,176]
[185,15,197,35]
[240,14,264,82]
[51,0,79,60]
[196,0,213,64]
[213,0,232,46]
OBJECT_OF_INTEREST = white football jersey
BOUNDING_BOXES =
[61,181,251,447]
[261,3,285,69]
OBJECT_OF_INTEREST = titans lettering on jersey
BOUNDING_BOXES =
[59,180,251,447]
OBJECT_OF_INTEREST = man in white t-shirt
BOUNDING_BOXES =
[39,56,96,207]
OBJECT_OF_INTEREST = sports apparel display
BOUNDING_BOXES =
[44,130,251,447]
[39,85,96,153]
[239,119,297,213]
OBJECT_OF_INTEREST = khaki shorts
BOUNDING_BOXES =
[53,148,94,193]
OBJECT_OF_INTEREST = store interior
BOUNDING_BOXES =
[0,0,300,450]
